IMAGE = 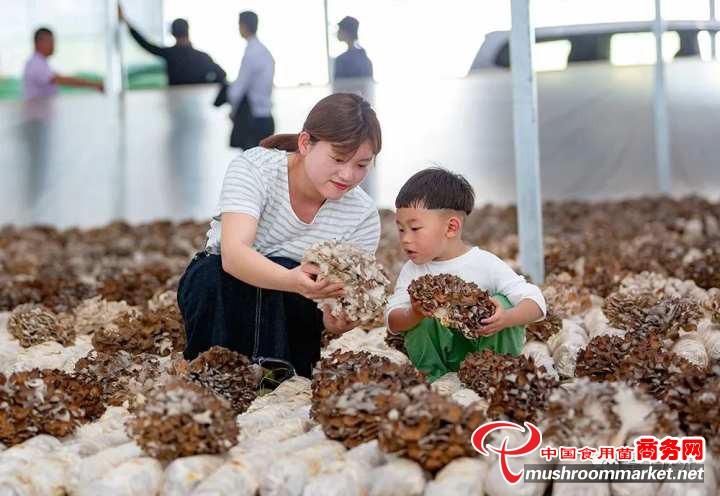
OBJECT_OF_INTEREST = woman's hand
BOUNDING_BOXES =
[286,263,345,300]
[477,297,510,336]
[322,305,359,335]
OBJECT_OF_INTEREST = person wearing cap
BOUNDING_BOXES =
[118,6,226,86]
[334,16,373,80]
[226,11,275,150]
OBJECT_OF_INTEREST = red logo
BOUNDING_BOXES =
[471,421,543,484]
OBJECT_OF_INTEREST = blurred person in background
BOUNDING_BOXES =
[119,6,226,86]
[334,16,373,80]
[224,10,275,150]
[22,27,103,100]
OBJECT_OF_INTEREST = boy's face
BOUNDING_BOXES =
[395,207,461,264]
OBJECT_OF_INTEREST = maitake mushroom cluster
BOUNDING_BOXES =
[313,382,397,449]
[458,349,558,423]
[408,274,495,339]
[302,240,390,324]
[706,289,720,325]
[311,350,426,417]
[71,296,138,335]
[92,304,185,356]
[541,379,681,448]
[74,350,162,406]
[186,346,262,415]
[7,303,76,347]
[98,263,176,306]
[575,330,704,399]
[384,330,408,355]
[540,273,593,318]
[126,380,239,461]
[685,248,720,290]
[0,273,95,313]
[378,384,487,472]
[525,310,562,342]
[603,292,702,341]
[662,363,720,456]
[0,368,105,445]
[311,350,426,448]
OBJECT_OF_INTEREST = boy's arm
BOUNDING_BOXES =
[473,252,547,336]
[487,253,547,320]
[384,264,424,333]
[388,305,425,333]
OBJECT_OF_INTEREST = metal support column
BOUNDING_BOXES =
[323,0,332,84]
[104,0,123,96]
[654,0,672,194]
[510,0,544,283]
[711,0,717,60]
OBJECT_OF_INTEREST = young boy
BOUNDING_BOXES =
[385,168,546,382]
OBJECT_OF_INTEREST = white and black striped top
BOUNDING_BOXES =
[206,147,381,261]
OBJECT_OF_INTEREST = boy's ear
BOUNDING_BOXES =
[446,215,462,238]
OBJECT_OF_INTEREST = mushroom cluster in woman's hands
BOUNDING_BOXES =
[302,240,390,324]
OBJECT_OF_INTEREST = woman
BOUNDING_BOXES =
[178,93,382,378]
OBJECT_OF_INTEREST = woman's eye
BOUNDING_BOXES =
[357,163,369,168]
[411,227,421,232]
[332,157,344,164]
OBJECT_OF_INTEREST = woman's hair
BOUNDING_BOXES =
[260,93,382,158]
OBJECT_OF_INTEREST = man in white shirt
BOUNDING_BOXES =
[227,11,275,149]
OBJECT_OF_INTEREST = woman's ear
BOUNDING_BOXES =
[297,131,312,156]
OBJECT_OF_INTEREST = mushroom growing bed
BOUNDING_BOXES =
[1,197,720,494]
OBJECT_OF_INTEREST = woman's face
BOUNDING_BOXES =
[300,136,374,201]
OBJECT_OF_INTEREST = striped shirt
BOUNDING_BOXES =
[206,147,381,261]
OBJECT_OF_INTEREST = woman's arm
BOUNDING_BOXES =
[220,212,344,299]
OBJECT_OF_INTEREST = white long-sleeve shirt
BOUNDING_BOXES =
[228,36,274,117]
[384,246,547,327]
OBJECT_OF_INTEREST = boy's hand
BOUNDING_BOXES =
[322,305,359,335]
[477,297,510,336]
[410,297,434,319]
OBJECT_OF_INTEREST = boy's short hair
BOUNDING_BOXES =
[395,167,475,215]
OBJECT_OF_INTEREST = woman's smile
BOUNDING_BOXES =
[330,180,349,191]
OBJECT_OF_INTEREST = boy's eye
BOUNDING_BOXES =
[411,227,421,231]
[332,157,344,164]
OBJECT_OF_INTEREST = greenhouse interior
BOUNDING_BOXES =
[1,0,719,494]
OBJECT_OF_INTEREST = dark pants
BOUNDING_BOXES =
[230,96,275,150]
[177,252,324,377]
